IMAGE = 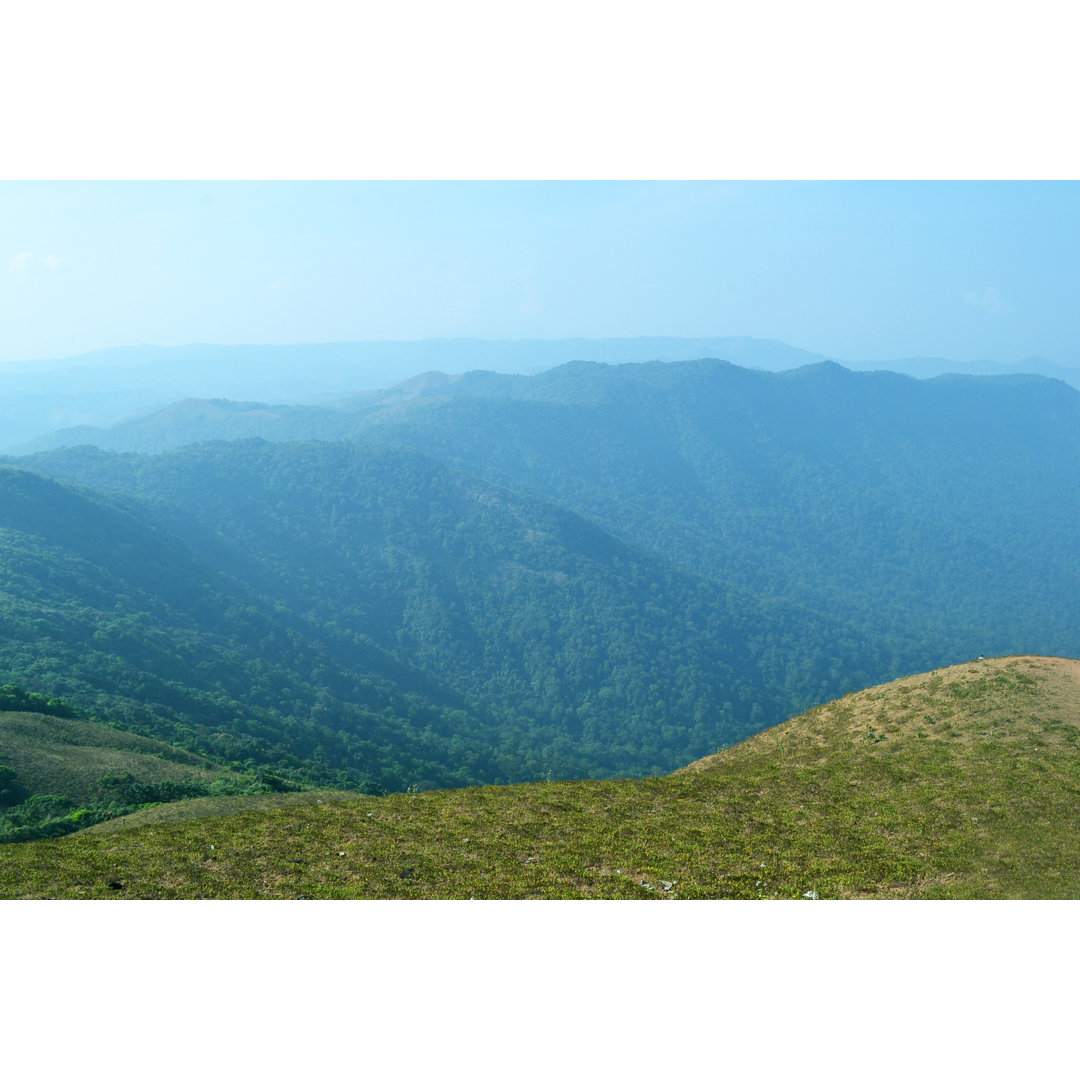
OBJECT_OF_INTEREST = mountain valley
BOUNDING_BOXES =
[1,351,1078,898]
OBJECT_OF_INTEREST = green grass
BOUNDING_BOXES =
[78,788,372,834]
[0,710,223,804]
[0,710,299,842]
[1,655,1078,899]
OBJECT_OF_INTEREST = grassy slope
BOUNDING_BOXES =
[79,789,371,834]
[0,711,223,803]
[1,655,1077,899]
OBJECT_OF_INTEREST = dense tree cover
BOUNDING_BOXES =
[21,360,1080,674]
[0,450,880,800]
[0,468,515,794]
[0,683,77,718]
[345,361,1080,670]
[30,358,1080,674]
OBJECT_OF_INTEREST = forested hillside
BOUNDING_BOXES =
[22,359,1078,668]
[1,445,882,796]
[0,466,512,793]
[349,360,1080,670]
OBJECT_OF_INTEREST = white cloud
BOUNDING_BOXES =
[9,251,69,275]
[962,286,1012,314]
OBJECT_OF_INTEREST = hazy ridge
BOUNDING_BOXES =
[7,335,1078,453]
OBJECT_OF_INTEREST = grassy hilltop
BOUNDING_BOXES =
[1,655,1077,899]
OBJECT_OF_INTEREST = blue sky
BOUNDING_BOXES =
[2,180,1076,367]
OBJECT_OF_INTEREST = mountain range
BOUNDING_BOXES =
[1,344,1078,850]
[4,335,1077,452]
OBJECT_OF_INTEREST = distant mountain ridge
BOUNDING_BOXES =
[16,353,1080,457]
[848,354,1080,386]
[8,334,1075,452]
[0,337,832,450]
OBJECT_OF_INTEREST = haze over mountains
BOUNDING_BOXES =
[4,335,1078,453]
[2,338,1079,843]
[2,337,822,450]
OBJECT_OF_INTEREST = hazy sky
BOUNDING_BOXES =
[2,180,1076,368]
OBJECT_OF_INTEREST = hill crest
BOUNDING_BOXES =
[679,654,1080,775]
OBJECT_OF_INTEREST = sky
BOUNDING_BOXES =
[2,179,1077,368]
